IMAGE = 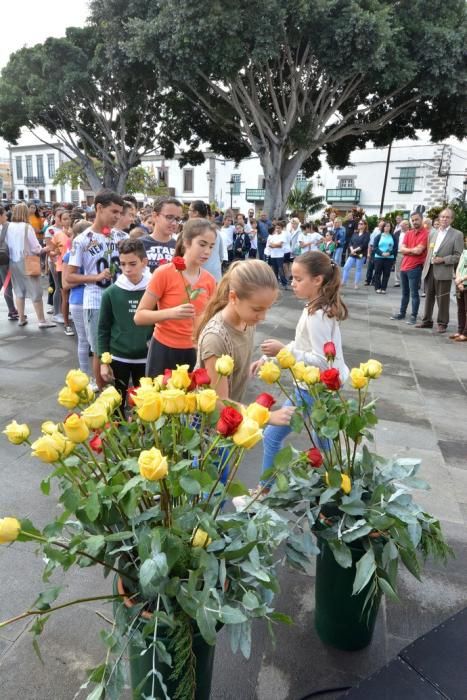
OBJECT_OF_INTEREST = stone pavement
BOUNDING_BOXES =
[1,279,466,700]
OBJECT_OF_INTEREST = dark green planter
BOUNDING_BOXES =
[314,539,381,651]
[113,577,216,699]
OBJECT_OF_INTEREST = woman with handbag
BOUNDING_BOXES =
[5,203,55,328]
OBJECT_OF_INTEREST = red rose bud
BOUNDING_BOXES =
[127,386,137,407]
[89,433,103,453]
[191,368,211,386]
[254,392,276,409]
[162,369,172,386]
[216,406,244,437]
[323,342,336,360]
[172,256,187,271]
[101,227,111,236]
[307,447,323,468]
[320,368,341,390]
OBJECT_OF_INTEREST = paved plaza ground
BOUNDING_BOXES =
[1,279,466,699]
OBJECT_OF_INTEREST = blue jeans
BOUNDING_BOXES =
[333,246,343,266]
[400,265,423,319]
[342,256,364,285]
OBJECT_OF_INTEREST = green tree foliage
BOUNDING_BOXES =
[287,184,323,216]
[90,0,466,216]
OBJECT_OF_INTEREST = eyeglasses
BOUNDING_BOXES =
[159,214,183,224]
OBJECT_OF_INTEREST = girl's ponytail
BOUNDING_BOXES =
[196,264,238,338]
[295,251,348,321]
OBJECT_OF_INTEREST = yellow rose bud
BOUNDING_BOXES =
[350,368,368,390]
[153,375,165,391]
[184,393,197,413]
[84,385,95,403]
[41,421,59,435]
[162,389,186,414]
[48,431,75,458]
[0,517,21,544]
[65,369,90,393]
[139,377,155,388]
[363,359,383,379]
[276,347,296,369]
[232,417,263,449]
[196,389,218,414]
[258,361,281,384]
[82,402,109,430]
[58,386,80,409]
[31,435,61,463]
[301,366,321,385]
[215,355,234,377]
[3,420,30,445]
[246,402,270,428]
[169,364,192,390]
[137,393,163,422]
[63,414,90,443]
[290,361,306,381]
[138,447,168,481]
[101,352,113,365]
[47,286,54,295]
[100,385,122,408]
[192,528,212,548]
[325,472,352,495]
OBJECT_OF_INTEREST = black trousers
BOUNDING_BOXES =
[365,254,376,284]
[373,258,393,291]
[111,359,147,406]
[145,336,196,377]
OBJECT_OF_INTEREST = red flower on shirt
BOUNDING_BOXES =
[158,259,168,266]
[172,256,186,271]
[320,368,341,390]
[101,227,111,236]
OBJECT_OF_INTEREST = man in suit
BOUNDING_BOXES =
[416,208,464,333]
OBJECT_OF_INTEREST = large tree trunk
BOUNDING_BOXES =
[261,147,307,219]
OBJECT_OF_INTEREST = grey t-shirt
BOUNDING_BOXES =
[141,236,176,273]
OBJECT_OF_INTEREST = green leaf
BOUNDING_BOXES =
[226,480,249,498]
[17,518,42,542]
[327,468,342,488]
[140,553,168,589]
[85,492,100,522]
[242,591,259,610]
[276,473,289,492]
[270,611,294,625]
[196,606,217,645]
[339,499,366,516]
[61,486,81,512]
[378,576,399,601]
[273,445,295,470]
[399,547,421,580]
[86,685,105,700]
[40,478,51,496]
[83,535,105,558]
[117,475,144,501]
[352,549,376,595]
[33,586,63,611]
[220,605,248,624]
[289,411,304,433]
[179,475,201,495]
[319,486,339,505]
[105,531,134,542]
[320,420,339,439]
[328,540,352,568]
[222,541,256,561]
[171,459,193,472]
[239,561,270,581]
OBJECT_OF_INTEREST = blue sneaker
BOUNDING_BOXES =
[406,316,417,325]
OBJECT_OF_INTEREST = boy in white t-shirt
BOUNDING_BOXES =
[298,224,323,253]
[267,222,289,288]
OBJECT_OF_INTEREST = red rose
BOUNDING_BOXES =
[127,386,137,407]
[158,259,168,266]
[101,227,111,236]
[323,342,336,360]
[306,447,323,468]
[89,433,103,453]
[216,406,244,437]
[191,368,211,387]
[254,392,276,409]
[172,256,186,271]
[162,369,172,386]
[320,368,341,390]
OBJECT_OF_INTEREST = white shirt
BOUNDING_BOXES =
[299,232,323,251]
[219,226,234,250]
[5,222,41,262]
[268,232,287,258]
[434,228,449,254]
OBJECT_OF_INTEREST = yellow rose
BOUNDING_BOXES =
[138,447,168,481]
[184,393,197,413]
[0,517,21,544]
[361,359,383,379]
[63,414,90,443]
[65,369,90,393]
[137,392,163,422]
[258,361,281,384]
[232,417,263,449]
[94,396,114,413]
[192,528,212,548]
[301,366,321,385]
[290,361,306,381]
[58,386,80,409]
[82,402,109,430]
[350,368,368,390]
[139,376,154,388]
[215,355,234,376]
[153,375,165,391]
[3,420,30,445]
[162,389,186,414]
[100,385,122,408]
[132,386,157,408]
[101,352,113,365]
[47,286,54,295]
[196,389,218,414]
[325,472,352,495]
[41,421,59,435]
[31,435,61,463]
[48,431,75,458]
[169,364,192,390]
[246,402,270,428]
[276,347,296,369]
[84,385,95,403]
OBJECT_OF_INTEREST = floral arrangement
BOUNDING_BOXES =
[1,360,310,700]
[255,343,452,611]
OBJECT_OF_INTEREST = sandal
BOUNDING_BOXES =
[449,333,461,339]
[454,335,467,342]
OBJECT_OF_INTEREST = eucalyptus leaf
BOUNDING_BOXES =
[352,549,376,595]
[220,605,248,624]
[328,540,352,568]
[196,606,217,645]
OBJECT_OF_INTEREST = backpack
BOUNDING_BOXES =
[0,222,9,266]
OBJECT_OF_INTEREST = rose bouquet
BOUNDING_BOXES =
[1,360,311,699]
[254,344,452,620]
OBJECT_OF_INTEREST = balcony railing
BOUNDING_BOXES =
[326,188,361,203]
[24,176,45,187]
[245,188,265,202]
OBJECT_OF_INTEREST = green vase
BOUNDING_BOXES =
[113,577,216,699]
[314,539,381,651]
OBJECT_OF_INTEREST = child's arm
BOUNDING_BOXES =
[97,293,114,383]
[203,356,230,400]
[134,290,195,326]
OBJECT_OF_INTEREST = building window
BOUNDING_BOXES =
[28,189,35,199]
[183,169,193,193]
[15,157,23,180]
[398,167,416,194]
[36,155,44,180]
[49,189,57,203]
[257,176,266,189]
[26,156,33,179]
[47,154,56,178]
[158,167,168,186]
[18,189,24,200]
[231,173,241,195]
[295,170,307,192]
[338,177,355,189]
[38,189,45,201]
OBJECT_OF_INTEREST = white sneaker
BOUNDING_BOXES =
[38,320,57,329]
[64,325,75,336]
[52,314,64,324]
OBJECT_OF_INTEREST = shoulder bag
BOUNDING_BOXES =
[23,223,41,276]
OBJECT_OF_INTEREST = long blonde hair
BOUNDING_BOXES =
[197,259,278,338]
[12,203,29,223]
